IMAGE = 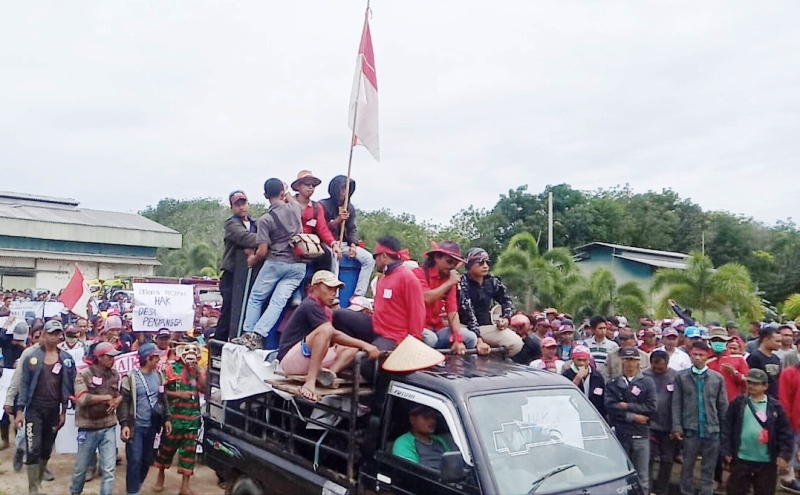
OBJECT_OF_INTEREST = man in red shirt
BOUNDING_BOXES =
[706,327,748,403]
[779,356,800,493]
[413,241,478,355]
[371,237,426,352]
[291,170,342,273]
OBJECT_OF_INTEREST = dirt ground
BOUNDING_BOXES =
[0,439,225,495]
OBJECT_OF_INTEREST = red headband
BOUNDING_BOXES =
[374,243,411,261]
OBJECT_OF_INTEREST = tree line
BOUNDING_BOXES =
[140,183,800,321]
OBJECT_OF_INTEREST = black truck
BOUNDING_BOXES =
[203,340,644,495]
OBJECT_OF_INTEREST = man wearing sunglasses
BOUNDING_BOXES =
[413,241,478,355]
[458,247,521,357]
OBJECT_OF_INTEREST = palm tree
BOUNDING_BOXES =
[650,251,762,322]
[494,233,582,312]
[165,243,220,277]
[564,268,648,320]
[780,294,800,320]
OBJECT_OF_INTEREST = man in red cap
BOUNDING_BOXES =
[218,189,259,341]
[413,241,478,354]
[371,236,426,351]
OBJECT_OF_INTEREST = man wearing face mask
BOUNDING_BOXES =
[58,324,87,364]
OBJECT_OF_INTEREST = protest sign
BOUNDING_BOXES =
[9,301,65,319]
[132,283,194,332]
[0,369,14,421]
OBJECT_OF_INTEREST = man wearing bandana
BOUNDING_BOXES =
[153,340,206,495]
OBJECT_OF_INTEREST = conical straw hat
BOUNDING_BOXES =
[382,335,445,373]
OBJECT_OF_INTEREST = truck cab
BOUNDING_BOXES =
[203,341,643,495]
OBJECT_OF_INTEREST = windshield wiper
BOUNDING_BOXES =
[527,463,577,494]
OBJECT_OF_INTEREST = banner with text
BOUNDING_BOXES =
[77,351,140,377]
[132,283,194,332]
[9,301,65,319]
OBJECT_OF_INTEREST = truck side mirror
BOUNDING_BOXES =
[440,451,467,484]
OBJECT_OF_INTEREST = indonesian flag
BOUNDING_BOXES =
[59,263,92,319]
[349,12,380,161]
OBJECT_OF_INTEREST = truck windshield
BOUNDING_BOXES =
[469,388,632,495]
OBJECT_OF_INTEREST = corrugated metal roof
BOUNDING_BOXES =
[574,242,688,259]
[0,191,177,235]
[614,253,687,270]
[0,248,161,266]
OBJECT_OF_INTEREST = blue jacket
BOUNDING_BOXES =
[17,346,77,412]
[605,372,657,438]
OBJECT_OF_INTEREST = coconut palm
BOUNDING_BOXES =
[650,251,762,321]
[166,242,219,277]
[780,294,800,320]
[564,268,648,320]
[493,233,582,312]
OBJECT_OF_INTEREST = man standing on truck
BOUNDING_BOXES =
[457,247,522,358]
[606,346,657,495]
[278,270,379,402]
[218,190,259,341]
[292,170,342,275]
[242,178,306,349]
[414,241,479,354]
[371,236,427,352]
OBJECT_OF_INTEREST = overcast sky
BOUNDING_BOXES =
[2,1,798,226]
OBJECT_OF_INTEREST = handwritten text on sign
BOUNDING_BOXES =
[76,351,140,377]
[132,283,194,332]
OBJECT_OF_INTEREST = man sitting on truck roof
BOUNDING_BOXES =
[277,270,379,402]
[392,405,454,471]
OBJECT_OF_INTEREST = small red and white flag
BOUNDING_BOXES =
[349,11,380,161]
[59,263,92,319]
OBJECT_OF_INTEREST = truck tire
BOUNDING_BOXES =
[228,476,265,495]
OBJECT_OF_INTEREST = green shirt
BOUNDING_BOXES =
[738,397,770,463]
[392,432,450,467]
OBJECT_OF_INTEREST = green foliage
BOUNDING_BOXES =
[781,294,800,320]
[651,252,762,321]
[564,268,648,321]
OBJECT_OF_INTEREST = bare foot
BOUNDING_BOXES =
[154,470,165,492]
[299,383,318,402]
[179,488,196,495]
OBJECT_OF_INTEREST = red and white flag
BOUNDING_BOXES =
[59,263,92,319]
[349,12,380,161]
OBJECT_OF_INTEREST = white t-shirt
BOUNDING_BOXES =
[530,358,566,373]
[656,346,692,371]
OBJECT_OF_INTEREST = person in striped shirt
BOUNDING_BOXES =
[581,316,619,377]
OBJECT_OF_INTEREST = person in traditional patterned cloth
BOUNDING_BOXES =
[152,339,206,495]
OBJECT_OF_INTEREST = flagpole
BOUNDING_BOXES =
[339,0,371,246]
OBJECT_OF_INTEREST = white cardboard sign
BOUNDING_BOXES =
[132,283,194,332]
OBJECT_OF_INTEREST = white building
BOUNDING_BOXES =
[0,191,181,291]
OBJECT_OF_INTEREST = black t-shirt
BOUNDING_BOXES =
[746,349,781,398]
[513,335,542,365]
[278,297,330,361]
[332,309,374,343]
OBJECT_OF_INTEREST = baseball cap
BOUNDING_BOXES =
[510,313,531,330]
[725,321,738,329]
[672,318,686,328]
[138,342,164,361]
[155,328,171,339]
[104,315,123,331]
[541,337,557,348]
[572,345,591,360]
[684,326,702,339]
[558,324,574,334]
[311,270,345,289]
[12,321,29,341]
[409,404,437,417]
[617,316,629,328]
[662,328,680,338]
[64,325,79,336]
[708,327,732,341]
[229,190,248,205]
[745,368,769,384]
[619,346,641,360]
[93,342,121,357]
[347,295,373,312]
[44,320,63,333]
[544,308,558,315]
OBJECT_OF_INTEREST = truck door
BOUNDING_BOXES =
[364,383,480,495]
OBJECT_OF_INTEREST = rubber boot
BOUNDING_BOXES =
[13,448,25,472]
[38,460,49,495]
[27,464,41,495]
[0,422,9,450]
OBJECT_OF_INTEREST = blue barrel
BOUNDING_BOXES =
[337,256,361,308]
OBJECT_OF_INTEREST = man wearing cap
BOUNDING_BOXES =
[555,321,577,361]
[707,327,749,403]
[530,337,565,372]
[639,326,658,354]
[218,190,260,342]
[69,342,122,495]
[657,327,692,372]
[15,320,76,494]
[679,326,704,354]
[722,369,794,495]
[747,324,782,399]
[644,350,678,495]
[242,178,307,348]
[154,328,172,373]
[277,271,379,402]
[119,343,171,495]
[581,316,619,377]
[369,236,426,352]
[606,346,657,494]
[392,405,454,470]
[457,247,522,357]
[672,341,728,495]
[320,175,375,297]
[292,170,342,275]
[562,345,605,416]
[414,241,478,354]
[603,329,651,381]
[59,324,87,364]
[544,308,558,323]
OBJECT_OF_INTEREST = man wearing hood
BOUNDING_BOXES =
[319,175,375,297]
